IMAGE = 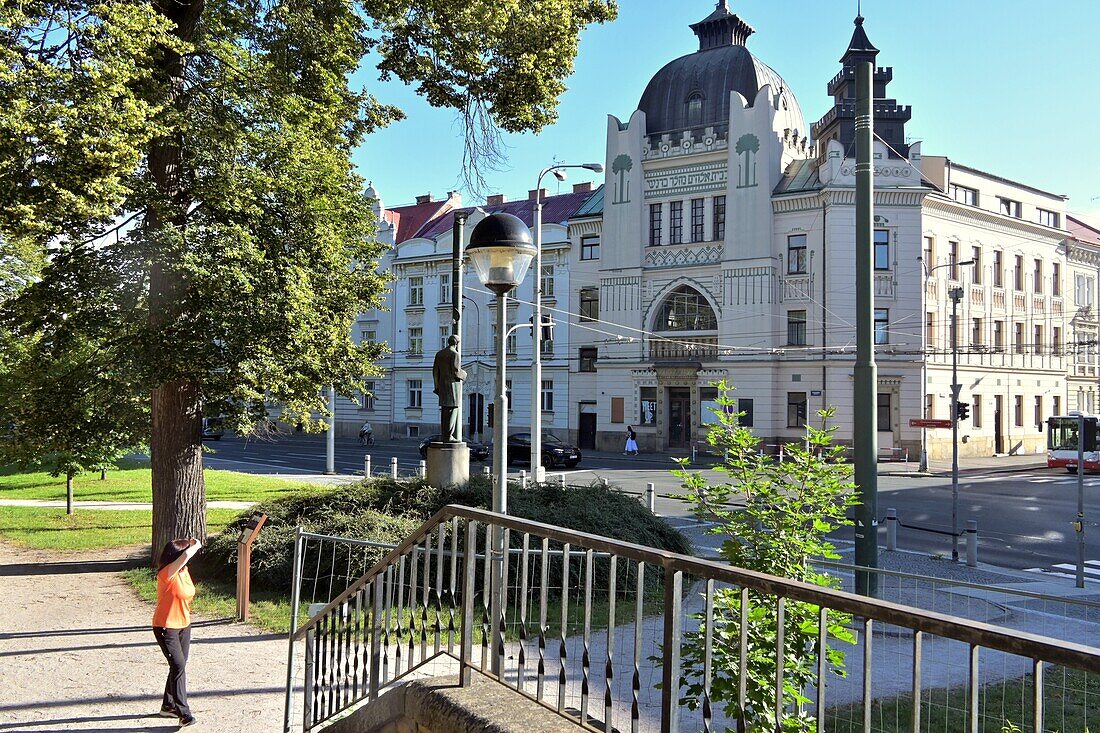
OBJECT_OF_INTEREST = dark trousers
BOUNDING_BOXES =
[152,626,191,717]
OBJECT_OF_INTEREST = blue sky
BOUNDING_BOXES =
[353,1,1100,222]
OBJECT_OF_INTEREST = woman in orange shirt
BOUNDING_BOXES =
[152,537,201,727]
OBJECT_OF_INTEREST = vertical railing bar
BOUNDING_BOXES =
[408,546,419,672]
[518,533,531,693]
[395,554,406,676]
[659,567,683,733]
[369,574,384,700]
[774,595,786,730]
[349,590,360,705]
[538,536,550,702]
[910,630,922,733]
[861,618,873,733]
[383,565,393,684]
[460,519,478,687]
[420,535,430,662]
[738,586,749,728]
[435,524,445,655]
[581,548,594,724]
[605,555,618,733]
[322,611,332,721]
[631,561,645,733]
[311,537,323,605]
[282,527,305,733]
[558,541,571,714]
[481,522,492,672]
[448,515,459,654]
[497,527,510,680]
[968,644,979,733]
[327,541,337,602]
[1032,658,1044,733]
[703,578,714,733]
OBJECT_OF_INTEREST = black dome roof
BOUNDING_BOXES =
[637,2,804,136]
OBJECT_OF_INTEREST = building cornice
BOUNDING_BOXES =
[923,195,1068,242]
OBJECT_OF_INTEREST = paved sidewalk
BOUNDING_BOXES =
[0,543,288,732]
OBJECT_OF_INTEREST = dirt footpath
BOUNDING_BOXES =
[0,543,287,732]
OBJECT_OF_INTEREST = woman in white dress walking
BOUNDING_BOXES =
[624,426,639,456]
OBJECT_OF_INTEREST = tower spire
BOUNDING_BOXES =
[690,0,754,50]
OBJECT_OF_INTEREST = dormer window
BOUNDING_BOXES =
[686,92,704,127]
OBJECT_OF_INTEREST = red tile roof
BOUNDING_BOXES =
[1069,214,1100,247]
[383,199,456,244]
[414,190,598,242]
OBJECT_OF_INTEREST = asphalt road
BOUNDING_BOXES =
[203,434,1098,575]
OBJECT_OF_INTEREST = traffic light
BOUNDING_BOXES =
[956,401,970,421]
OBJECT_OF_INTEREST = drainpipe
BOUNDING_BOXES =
[821,198,828,414]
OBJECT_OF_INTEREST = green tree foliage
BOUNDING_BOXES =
[0,0,617,555]
[673,382,858,732]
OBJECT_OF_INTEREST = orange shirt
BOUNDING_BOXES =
[152,566,195,629]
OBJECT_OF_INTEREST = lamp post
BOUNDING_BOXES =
[920,259,972,473]
[531,163,602,482]
[466,212,536,675]
[946,258,976,563]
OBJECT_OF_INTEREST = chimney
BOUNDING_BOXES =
[528,188,548,201]
[446,190,462,206]
[486,194,507,205]
[572,182,594,194]
[415,193,434,205]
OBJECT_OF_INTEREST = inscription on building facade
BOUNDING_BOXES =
[644,162,728,199]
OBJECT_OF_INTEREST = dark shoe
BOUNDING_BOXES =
[178,715,196,728]
[158,707,179,718]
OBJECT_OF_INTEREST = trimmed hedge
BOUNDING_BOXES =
[200,474,690,594]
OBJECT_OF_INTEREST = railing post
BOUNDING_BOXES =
[645,482,656,513]
[303,626,315,732]
[390,457,398,479]
[369,576,384,701]
[283,527,305,733]
[460,519,477,686]
[886,508,898,552]
[966,520,978,567]
[364,454,371,478]
[660,567,683,732]
[779,444,785,463]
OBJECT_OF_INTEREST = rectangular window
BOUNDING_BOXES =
[408,327,423,357]
[361,328,377,345]
[1034,396,1043,429]
[669,201,683,244]
[439,273,451,304]
[950,183,978,206]
[1053,326,1062,354]
[998,197,1021,218]
[787,234,808,274]
[874,229,890,270]
[611,396,625,424]
[1054,395,1062,417]
[993,250,1003,287]
[949,241,959,279]
[1052,263,1061,297]
[874,308,889,345]
[579,347,597,372]
[973,395,982,428]
[579,287,599,322]
[925,393,934,419]
[1032,324,1043,355]
[787,310,807,346]
[993,320,1005,350]
[407,379,423,408]
[649,204,662,246]
[1014,395,1023,427]
[1076,274,1095,306]
[787,392,808,428]
[1033,259,1043,293]
[639,386,657,425]
[506,380,512,410]
[925,312,936,348]
[877,393,891,432]
[1014,255,1024,291]
[541,264,554,298]
[971,317,983,347]
[580,235,600,260]
[690,198,705,243]
[1014,323,1024,354]
[409,276,424,306]
[361,381,375,411]
[507,327,517,355]
[971,246,982,284]
[439,326,450,350]
[541,379,554,412]
[1037,208,1060,228]
[923,236,934,268]
[713,196,726,240]
[737,398,754,427]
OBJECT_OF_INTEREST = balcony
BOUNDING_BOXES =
[874,272,896,299]
[649,336,720,362]
[781,273,813,302]
[969,283,984,307]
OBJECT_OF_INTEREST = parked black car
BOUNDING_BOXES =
[418,435,491,462]
[506,432,581,469]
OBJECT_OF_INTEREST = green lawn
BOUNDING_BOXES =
[0,459,315,503]
[0,506,242,550]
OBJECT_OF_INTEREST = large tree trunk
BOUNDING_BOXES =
[148,0,206,565]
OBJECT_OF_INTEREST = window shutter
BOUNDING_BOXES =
[611,397,625,424]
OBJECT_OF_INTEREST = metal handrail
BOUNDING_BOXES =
[295,505,1100,670]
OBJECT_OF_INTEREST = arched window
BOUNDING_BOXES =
[657,286,717,331]
[685,92,704,127]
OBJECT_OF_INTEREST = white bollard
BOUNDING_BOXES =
[364,455,371,478]
[418,459,426,478]
[966,520,978,567]
[601,477,609,487]
[558,473,566,487]
[645,482,656,513]
[691,445,697,464]
[390,457,398,479]
[483,465,491,477]
[886,508,898,551]
[519,469,527,488]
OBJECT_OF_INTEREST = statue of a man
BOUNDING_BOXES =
[432,334,467,442]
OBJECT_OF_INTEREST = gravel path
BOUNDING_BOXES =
[0,542,287,732]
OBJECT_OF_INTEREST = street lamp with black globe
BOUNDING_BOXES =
[465,211,535,675]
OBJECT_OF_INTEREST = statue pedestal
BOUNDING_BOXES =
[426,442,470,488]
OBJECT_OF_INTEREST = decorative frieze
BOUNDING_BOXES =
[644,162,728,200]
[644,244,722,269]
[722,266,775,305]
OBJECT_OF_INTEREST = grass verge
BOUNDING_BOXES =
[0,459,315,503]
[0,507,241,550]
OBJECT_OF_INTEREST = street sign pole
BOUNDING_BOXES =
[949,286,963,562]
[1077,414,1086,588]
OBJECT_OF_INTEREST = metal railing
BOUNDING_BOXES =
[285,506,1100,733]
